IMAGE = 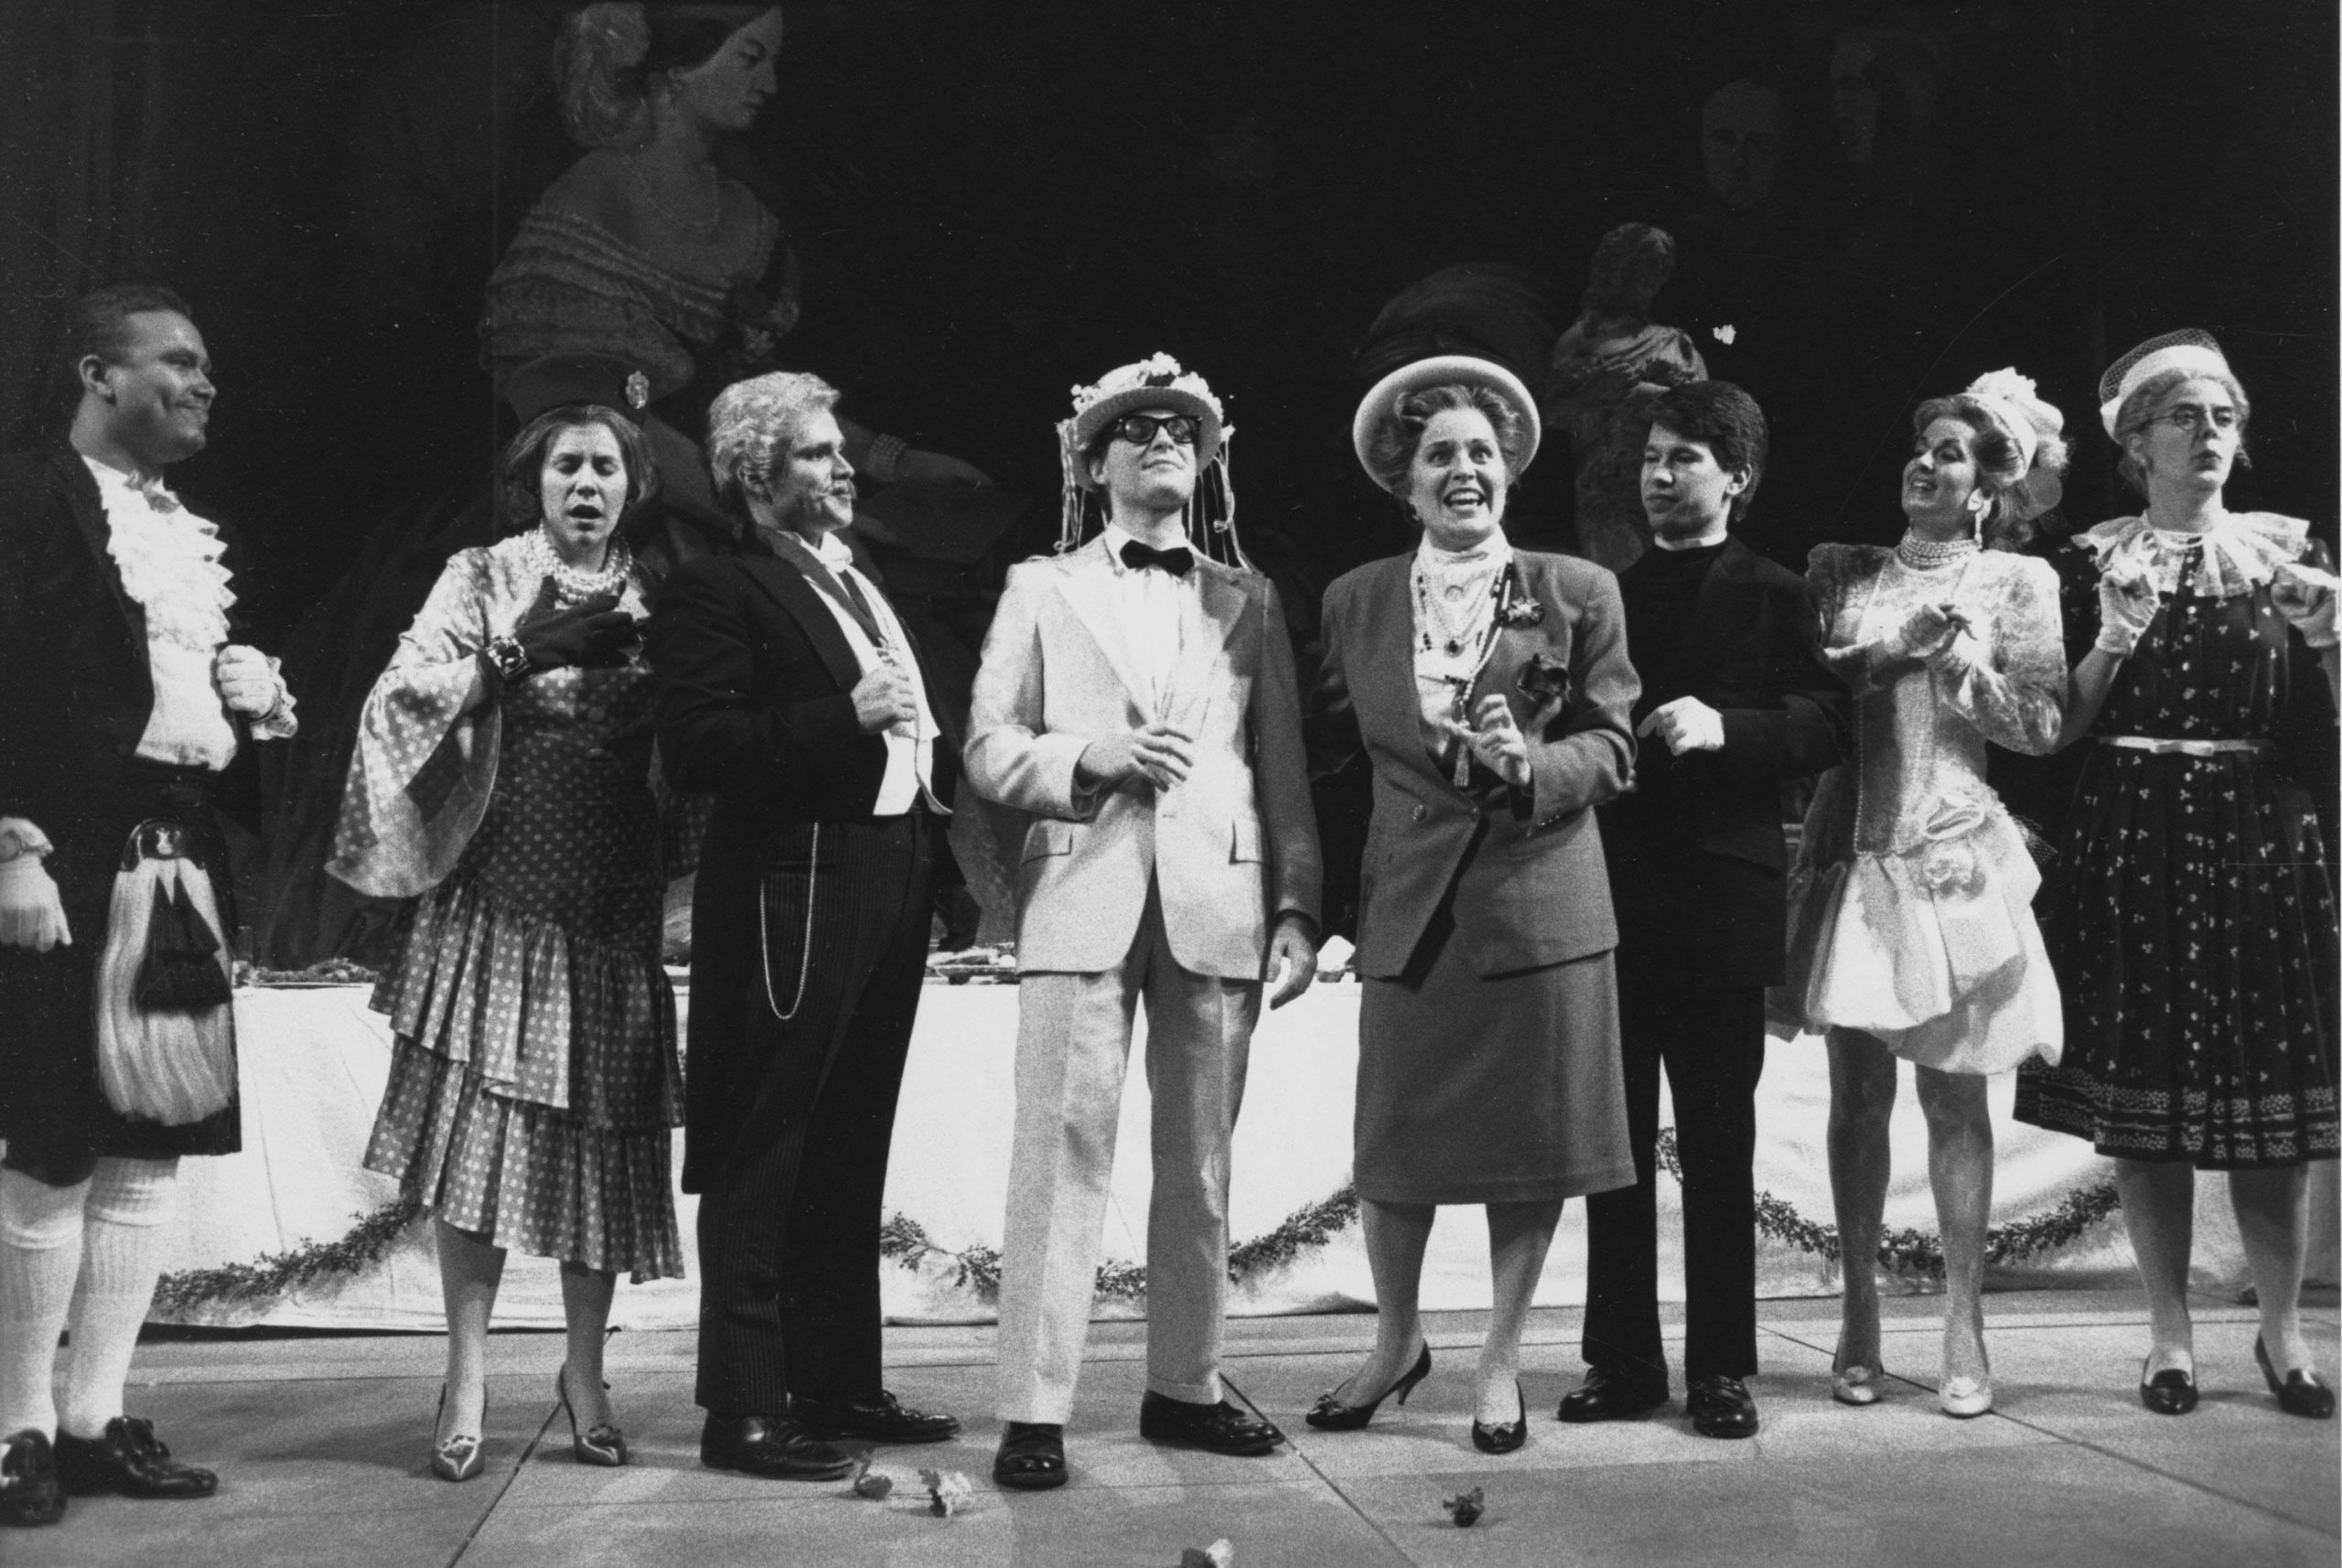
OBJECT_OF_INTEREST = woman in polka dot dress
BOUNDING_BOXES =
[329,399,683,1477]
[2016,331,2338,1420]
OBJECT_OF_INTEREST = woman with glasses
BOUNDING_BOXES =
[2016,331,2337,1420]
[1305,356,1638,1454]
[1774,370,2069,1419]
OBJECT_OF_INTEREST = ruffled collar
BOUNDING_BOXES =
[2077,510,2310,598]
[1414,528,1511,583]
[86,456,234,652]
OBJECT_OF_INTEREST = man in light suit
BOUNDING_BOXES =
[966,356,1321,1489]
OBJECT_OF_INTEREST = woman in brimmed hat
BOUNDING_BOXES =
[1773,369,2070,1419]
[1305,355,1639,1455]
[2015,331,2337,1420]
[329,401,683,1479]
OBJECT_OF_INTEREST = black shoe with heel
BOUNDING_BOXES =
[2255,1337,2335,1420]
[1470,1380,1527,1455]
[2138,1355,2198,1416]
[557,1366,628,1466]
[1305,1343,1432,1432]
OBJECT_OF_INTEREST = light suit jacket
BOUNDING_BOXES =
[963,535,1322,980]
[1313,549,1638,981]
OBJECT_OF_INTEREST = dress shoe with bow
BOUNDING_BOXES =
[700,1413,855,1480]
[52,1417,217,1499]
[1555,1365,1670,1423]
[1136,1392,1283,1455]
[1686,1375,1760,1438]
[791,1391,962,1445]
[0,1431,67,1527]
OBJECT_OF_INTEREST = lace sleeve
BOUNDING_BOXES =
[1808,544,1893,692]
[1936,555,2066,756]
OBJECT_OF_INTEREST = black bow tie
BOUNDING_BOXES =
[1120,540,1195,577]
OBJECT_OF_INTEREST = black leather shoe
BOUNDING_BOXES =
[993,1422,1068,1490]
[1470,1380,1527,1455]
[1686,1375,1760,1439]
[0,1431,67,1527]
[2139,1357,2198,1416]
[792,1391,962,1445]
[700,1413,855,1480]
[52,1417,217,1499]
[1556,1365,1670,1423]
[1137,1392,1283,1455]
[2256,1337,2337,1420]
[1305,1342,1432,1432]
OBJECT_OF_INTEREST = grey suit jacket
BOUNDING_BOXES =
[963,535,1322,980]
[1316,548,1638,981]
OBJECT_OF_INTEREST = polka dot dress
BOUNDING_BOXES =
[2017,541,2339,1168]
[363,650,684,1280]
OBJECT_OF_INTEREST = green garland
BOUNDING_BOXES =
[147,1134,2125,1316]
[1652,1128,2123,1282]
[152,1195,424,1318]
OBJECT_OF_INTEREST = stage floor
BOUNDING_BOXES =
[13,1286,2337,1566]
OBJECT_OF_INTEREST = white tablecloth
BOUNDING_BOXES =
[142,983,2334,1329]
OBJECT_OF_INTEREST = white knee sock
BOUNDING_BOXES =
[59,1157,179,1439]
[0,1167,91,1440]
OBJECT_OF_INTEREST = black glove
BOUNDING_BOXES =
[510,582,637,675]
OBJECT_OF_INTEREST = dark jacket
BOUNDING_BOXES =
[1602,534,1848,986]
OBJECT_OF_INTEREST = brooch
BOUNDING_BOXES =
[1494,563,1543,628]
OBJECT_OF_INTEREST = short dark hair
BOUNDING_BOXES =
[499,404,660,532]
[68,285,194,401]
[1647,380,1768,521]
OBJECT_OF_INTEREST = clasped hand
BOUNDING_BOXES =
[0,854,70,952]
[1636,695,1725,756]
[1077,722,1196,791]
[512,583,638,675]
[851,663,921,734]
[1886,599,1971,662]
[2095,569,2160,656]
[1442,693,1531,787]
[2271,568,2338,650]
[211,644,283,717]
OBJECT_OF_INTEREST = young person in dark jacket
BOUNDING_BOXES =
[0,286,296,1527]
[1562,380,1847,1438]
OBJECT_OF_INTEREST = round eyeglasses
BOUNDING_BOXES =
[1111,413,1198,447]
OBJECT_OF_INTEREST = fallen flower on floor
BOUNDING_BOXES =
[852,1457,894,1499]
[1443,1487,1486,1527]
[1179,1541,1235,1567]
[919,1467,974,1516]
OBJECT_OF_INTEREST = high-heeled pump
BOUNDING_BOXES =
[1470,1380,1527,1455]
[557,1365,630,1466]
[2255,1336,2336,1420]
[431,1386,485,1483]
[1305,1343,1432,1431]
[1832,1349,1885,1408]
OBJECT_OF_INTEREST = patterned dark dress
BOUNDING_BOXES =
[2016,514,2339,1167]
[329,536,684,1279]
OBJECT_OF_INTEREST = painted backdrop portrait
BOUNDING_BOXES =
[0,0,2331,952]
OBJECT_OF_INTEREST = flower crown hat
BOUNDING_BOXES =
[1960,367,2066,522]
[2098,328,2231,440]
[1056,353,1247,566]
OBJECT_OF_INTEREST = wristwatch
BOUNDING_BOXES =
[483,635,532,685]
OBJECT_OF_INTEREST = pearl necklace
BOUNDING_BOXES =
[1414,559,1500,658]
[1896,530,1980,568]
[528,524,632,602]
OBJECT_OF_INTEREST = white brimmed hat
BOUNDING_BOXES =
[2098,329,2232,439]
[1350,353,1541,489]
[1061,353,1226,490]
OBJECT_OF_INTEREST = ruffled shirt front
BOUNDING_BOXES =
[1412,530,1513,760]
[2078,510,2315,599]
[87,456,292,768]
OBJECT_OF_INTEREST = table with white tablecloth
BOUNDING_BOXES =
[137,980,2336,1330]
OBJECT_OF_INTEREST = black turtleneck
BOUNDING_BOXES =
[1625,539,1727,714]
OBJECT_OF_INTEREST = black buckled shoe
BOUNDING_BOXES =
[52,1417,216,1500]
[700,1413,855,1480]
[2256,1337,2337,1420]
[1556,1365,1670,1423]
[1137,1393,1283,1455]
[0,1431,67,1527]
[792,1391,962,1445]
[1686,1375,1760,1439]
[993,1421,1068,1490]
[2138,1357,2198,1416]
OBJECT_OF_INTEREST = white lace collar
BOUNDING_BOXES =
[2078,510,2311,599]
[86,456,235,652]
[1414,528,1511,583]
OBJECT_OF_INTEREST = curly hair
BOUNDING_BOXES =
[2111,366,2252,499]
[65,284,195,405]
[1648,380,1767,521]
[1910,393,2068,551]
[705,370,841,521]
[554,3,773,149]
[1362,382,1531,503]
[499,404,659,533]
